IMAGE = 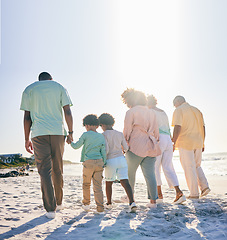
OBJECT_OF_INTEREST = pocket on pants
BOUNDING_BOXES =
[96,166,104,173]
[83,161,94,169]
[96,161,104,172]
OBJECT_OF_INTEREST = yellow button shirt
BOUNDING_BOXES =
[172,103,205,150]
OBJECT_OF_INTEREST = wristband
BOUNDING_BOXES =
[68,131,73,134]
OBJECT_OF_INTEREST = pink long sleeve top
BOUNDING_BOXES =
[123,105,161,158]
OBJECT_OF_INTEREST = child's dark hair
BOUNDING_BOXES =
[99,113,115,126]
[83,114,99,126]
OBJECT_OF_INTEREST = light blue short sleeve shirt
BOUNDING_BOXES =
[71,131,106,164]
[20,80,72,138]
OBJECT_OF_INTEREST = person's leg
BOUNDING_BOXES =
[140,157,157,202]
[104,158,117,205]
[82,160,94,206]
[155,134,165,199]
[194,149,209,192]
[155,154,163,199]
[161,146,179,188]
[157,186,163,199]
[174,186,183,195]
[125,151,143,192]
[161,137,183,199]
[106,181,113,205]
[50,135,65,206]
[104,158,117,183]
[93,159,104,212]
[120,179,134,204]
[179,148,199,197]
[32,135,56,212]
[115,156,135,204]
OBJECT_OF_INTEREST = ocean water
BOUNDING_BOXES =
[63,152,227,178]
[173,152,227,176]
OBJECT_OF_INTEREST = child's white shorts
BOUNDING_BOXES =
[105,156,128,181]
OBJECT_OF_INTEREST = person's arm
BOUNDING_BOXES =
[100,144,107,165]
[202,126,206,152]
[121,134,129,153]
[71,134,85,149]
[152,113,160,141]
[63,105,73,143]
[23,111,33,154]
[203,126,206,140]
[172,125,181,152]
[123,110,133,144]
[104,138,109,155]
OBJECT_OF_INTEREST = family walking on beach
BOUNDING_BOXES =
[20,72,211,219]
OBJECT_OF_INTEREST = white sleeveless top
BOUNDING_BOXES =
[154,110,171,135]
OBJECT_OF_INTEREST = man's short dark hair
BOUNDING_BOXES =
[99,113,115,126]
[83,114,99,126]
[38,72,52,81]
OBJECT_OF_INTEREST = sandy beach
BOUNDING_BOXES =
[0,161,226,240]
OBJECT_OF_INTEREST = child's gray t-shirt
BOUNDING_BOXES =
[103,130,128,160]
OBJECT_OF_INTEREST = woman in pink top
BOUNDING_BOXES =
[122,88,161,208]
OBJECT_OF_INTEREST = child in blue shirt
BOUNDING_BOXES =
[67,114,106,213]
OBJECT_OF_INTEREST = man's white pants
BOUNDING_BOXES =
[179,148,209,197]
[155,134,179,188]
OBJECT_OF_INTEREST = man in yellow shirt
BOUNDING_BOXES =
[172,96,210,199]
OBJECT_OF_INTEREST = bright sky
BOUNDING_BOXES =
[0,0,227,162]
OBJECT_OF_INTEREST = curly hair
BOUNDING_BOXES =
[121,88,147,108]
[147,95,157,107]
[99,113,115,126]
[83,114,99,126]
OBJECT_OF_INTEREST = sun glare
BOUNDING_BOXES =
[115,1,180,95]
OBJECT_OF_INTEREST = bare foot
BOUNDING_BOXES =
[174,193,186,204]
[158,194,163,199]
[174,192,183,202]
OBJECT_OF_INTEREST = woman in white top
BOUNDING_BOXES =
[147,95,186,204]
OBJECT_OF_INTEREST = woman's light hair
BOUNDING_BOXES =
[121,88,147,108]
[147,95,157,107]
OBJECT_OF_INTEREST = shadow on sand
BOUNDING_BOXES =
[45,211,104,239]
[0,214,52,239]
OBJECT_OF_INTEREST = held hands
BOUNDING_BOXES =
[171,137,176,152]
[66,134,73,144]
[171,138,176,152]
[25,140,33,154]
[173,143,175,152]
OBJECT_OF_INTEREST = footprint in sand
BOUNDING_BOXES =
[4,217,20,221]
[7,208,17,210]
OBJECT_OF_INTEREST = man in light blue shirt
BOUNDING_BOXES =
[20,72,73,219]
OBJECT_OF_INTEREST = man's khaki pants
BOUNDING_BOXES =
[82,159,104,212]
[32,135,65,212]
[179,148,209,197]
